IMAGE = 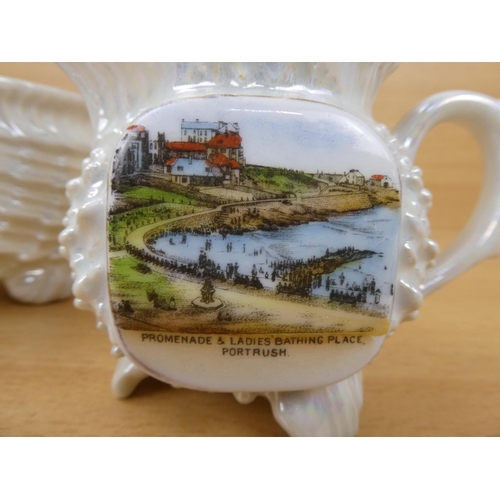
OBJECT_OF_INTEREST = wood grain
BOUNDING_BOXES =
[1,63,499,436]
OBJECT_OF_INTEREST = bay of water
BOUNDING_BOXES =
[152,205,399,307]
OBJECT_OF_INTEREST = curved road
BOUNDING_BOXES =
[126,196,293,257]
[119,192,389,336]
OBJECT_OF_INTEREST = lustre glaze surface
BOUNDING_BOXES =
[58,63,442,435]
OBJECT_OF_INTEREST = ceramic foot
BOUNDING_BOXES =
[111,357,150,399]
[235,372,363,437]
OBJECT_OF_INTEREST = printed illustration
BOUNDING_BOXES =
[107,98,401,336]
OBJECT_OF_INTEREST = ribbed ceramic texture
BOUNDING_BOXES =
[0,77,91,303]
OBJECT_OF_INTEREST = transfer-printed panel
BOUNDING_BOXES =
[107,96,401,339]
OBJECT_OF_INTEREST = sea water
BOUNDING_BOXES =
[152,205,399,307]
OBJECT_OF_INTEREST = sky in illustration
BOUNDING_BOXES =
[133,95,399,182]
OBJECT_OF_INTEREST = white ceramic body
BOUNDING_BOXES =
[0,77,91,303]
[57,64,436,392]
[54,63,500,435]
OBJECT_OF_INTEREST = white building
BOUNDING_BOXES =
[181,119,220,143]
[180,119,241,143]
[339,169,365,186]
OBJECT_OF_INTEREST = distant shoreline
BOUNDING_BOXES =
[141,190,400,244]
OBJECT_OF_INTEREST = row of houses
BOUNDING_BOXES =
[113,119,245,186]
[113,122,394,190]
[327,169,394,188]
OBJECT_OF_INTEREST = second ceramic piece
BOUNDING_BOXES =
[0,76,91,304]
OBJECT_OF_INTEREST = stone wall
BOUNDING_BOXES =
[144,209,220,243]
[298,193,372,212]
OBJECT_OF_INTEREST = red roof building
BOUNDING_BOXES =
[166,141,207,152]
[207,133,242,149]
[228,159,241,169]
[368,174,393,188]
[164,158,177,166]
[207,153,241,169]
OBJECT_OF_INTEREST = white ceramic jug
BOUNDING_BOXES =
[55,63,500,436]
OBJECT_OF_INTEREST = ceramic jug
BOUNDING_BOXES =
[55,62,500,436]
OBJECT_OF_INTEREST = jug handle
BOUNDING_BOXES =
[393,91,500,296]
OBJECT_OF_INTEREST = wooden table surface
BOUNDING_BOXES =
[1,63,500,436]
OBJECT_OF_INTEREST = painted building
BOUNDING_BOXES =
[181,119,220,143]
[206,132,245,168]
[113,124,151,178]
[165,158,223,186]
[368,175,393,188]
[166,123,245,185]
[339,169,365,186]
[180,119,241,144]
[149,132,168,165]
[166,141,207,160]
[206,152,241,185]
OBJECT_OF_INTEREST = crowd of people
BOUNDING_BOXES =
[125,241,264,289]
[126,234,388,308]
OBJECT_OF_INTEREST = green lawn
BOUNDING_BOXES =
[108,202,206,251]
[109,255,180,309]
[119,185,198,205]
[244,165,319,194]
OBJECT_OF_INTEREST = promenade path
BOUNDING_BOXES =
[117,192,387,336]
[125,195,295,257]
[125,190,354,258]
